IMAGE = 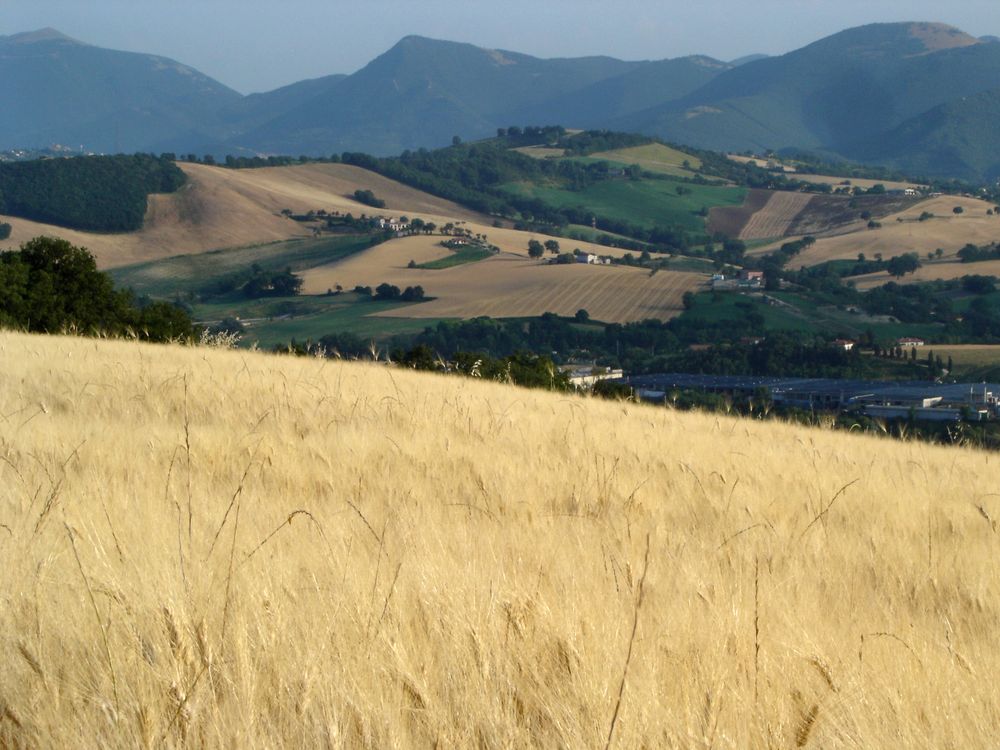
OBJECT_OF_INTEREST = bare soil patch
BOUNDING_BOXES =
[738,191,813,240]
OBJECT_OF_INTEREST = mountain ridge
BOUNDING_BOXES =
[3,22,1000,179]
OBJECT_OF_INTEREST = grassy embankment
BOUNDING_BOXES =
[1,331,998,747]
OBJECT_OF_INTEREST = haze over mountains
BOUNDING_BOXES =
[2,22,999,180]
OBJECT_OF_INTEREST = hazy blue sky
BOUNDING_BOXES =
[2,1,999,93]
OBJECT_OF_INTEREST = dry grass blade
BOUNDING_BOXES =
[207,450,257,558]
[799,479,860,541]
[605,532,652,750]
[717,522,772,551]
[64,523,120,715]
[242,509,329,564]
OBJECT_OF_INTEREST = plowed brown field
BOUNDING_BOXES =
[737,191,814,240]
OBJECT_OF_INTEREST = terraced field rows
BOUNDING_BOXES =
[738,191,813,240]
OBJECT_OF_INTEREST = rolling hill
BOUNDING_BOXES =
[0,157,706,326]
[2,330,998,747]
[0,161,489,268]
[746,194,999,258]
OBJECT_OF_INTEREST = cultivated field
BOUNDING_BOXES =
[736,191,814,240]
[586,143,702,177]
[301,245,706,322]
[726,154,795,171]
[724,155,925,191]
[707,188,772,237]
[754,195,1000,268]
[1,331,998,747]
[925,344,1000,369]
[0,162,489,269]
[851,259,1000,289]
[790,174,926,192]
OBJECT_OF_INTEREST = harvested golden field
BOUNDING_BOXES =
[852,259,1000,289]
[2,331,999,748]
[726,154,795,171]
[923,344,1000,369]
[790,174,925,192]
[724,156,924,190]
[588,143,702,176]
[737,190,814,240]
[754,195,1000,268]
[301,244,705,322]
[0,162,488,269]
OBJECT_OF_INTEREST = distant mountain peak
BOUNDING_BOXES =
[4,27,83,45]
[904,21,981,53]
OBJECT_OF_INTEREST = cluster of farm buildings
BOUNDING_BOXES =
[711,270,764,290]
[617,373,1000,422]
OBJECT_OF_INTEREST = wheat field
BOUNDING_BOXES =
[301,246,705,323]
[1,331,998,748]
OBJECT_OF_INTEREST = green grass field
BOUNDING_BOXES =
[110,235,375,298]
[500,177,745,233]
[416,246,493,270]
[576,143,703,177]
[194,292,449,349]
[683,291,946,340]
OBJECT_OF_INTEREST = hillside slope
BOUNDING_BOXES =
[0,29,240,152]
[1,331,997,747]
[847,87,1000,180]
[620,22,1000,175]
[227,36,641,155]
[0,162,489,268]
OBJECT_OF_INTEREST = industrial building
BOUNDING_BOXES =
[619,374,1000,421]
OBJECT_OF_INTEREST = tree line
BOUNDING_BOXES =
[0,155,185,232]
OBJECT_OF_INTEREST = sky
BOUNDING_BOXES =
[2,0,999,94]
